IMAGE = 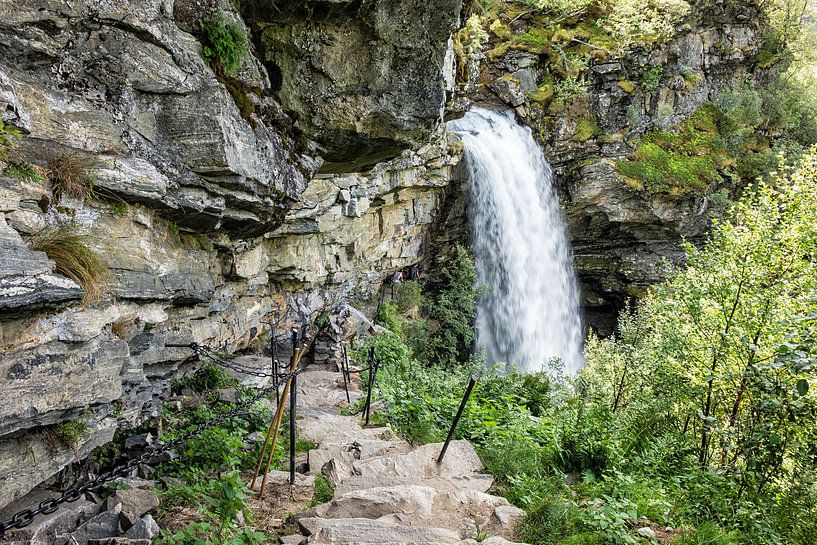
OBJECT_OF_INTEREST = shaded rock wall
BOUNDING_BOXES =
[243,0,461,172]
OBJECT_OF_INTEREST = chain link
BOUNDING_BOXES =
[0,362,296,539]
[192,343,290,379]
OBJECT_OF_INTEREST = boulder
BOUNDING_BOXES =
[104,489,159,518]
[123,515,160,540]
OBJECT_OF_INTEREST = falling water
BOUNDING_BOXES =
[448,107,584,375]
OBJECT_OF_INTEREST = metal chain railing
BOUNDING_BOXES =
[0,346,298,539]
[191,343,284,379]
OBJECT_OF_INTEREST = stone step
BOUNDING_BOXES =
[298,517,462,545]
[301,484,524,540]
[308,439,412,477]
[298,413,398,445]
[334,441,492,495]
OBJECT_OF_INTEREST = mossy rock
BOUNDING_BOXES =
[489,19,512,40]
[550,28,573,44]
[487,42,511,61]
[529,83,554,105]
[572,116,601,142]
[617,80,636,94]
[755,50,781,69]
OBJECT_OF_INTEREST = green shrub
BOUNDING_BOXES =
[376,302,403,336]
[29,225,109,303]
[199,12,248,77]
[157,472,269,545]
[422,245,484,368]
[394,280,424,313]
[5,161,44,183]
[639,65,664,93]
[0,119,21,159]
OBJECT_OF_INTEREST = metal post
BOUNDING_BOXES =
[437,374,478,464]
[289,371,297,485]
[341,345,350,403]
[364,359,379,426]
[271,326,279,406]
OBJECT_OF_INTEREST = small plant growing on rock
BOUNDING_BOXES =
[0,119,21,157]
[199,12,248,77]
[47,152,96,201]
[29,224,109,303]
[5,161,45,183]
[53,415,90,447]
[307,475,334,508]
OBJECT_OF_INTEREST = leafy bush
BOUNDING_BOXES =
[199,12,248,77]
[29,225,109,303]
[157,472,269,545]
[394,280,424,313]
[601,0,690,54]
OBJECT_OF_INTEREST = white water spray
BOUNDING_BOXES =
[448,107,584,375]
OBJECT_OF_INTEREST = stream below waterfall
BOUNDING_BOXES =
[448,107,584,375]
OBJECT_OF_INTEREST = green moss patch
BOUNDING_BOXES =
[616,106,732,196]
[572,116,601,142]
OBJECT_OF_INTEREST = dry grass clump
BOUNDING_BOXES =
[47,152,95,200]
[29,224,109,303]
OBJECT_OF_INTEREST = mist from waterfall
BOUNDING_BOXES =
[448,107,584,375]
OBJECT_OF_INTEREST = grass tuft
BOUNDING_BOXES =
[307,475,334,508]
[47,152,95,201]
[29,225,109,303]
[53,416,90,447]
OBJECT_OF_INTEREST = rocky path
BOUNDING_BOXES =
[270,365,529,545]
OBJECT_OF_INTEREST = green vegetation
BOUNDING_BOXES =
[5,161,44,183]
[29,224,109,303]
[418,245,485,368]
[307,475,334,508]
[0,119,46,183]
[199,12,248,77]
[350,151,817,545]
[173,363,239,394]
[157,472,268,545]
[0,118,22,157]
[145,364,285,544]
[52,415,90,447]
[616,78,817,195]
[615,106,730,195]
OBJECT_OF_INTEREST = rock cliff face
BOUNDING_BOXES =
[451,1,772,331]
[0,0,770,511]
[0,0,462,510]
[241,0,461,172]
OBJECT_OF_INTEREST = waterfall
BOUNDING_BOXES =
[448,107,584,375]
